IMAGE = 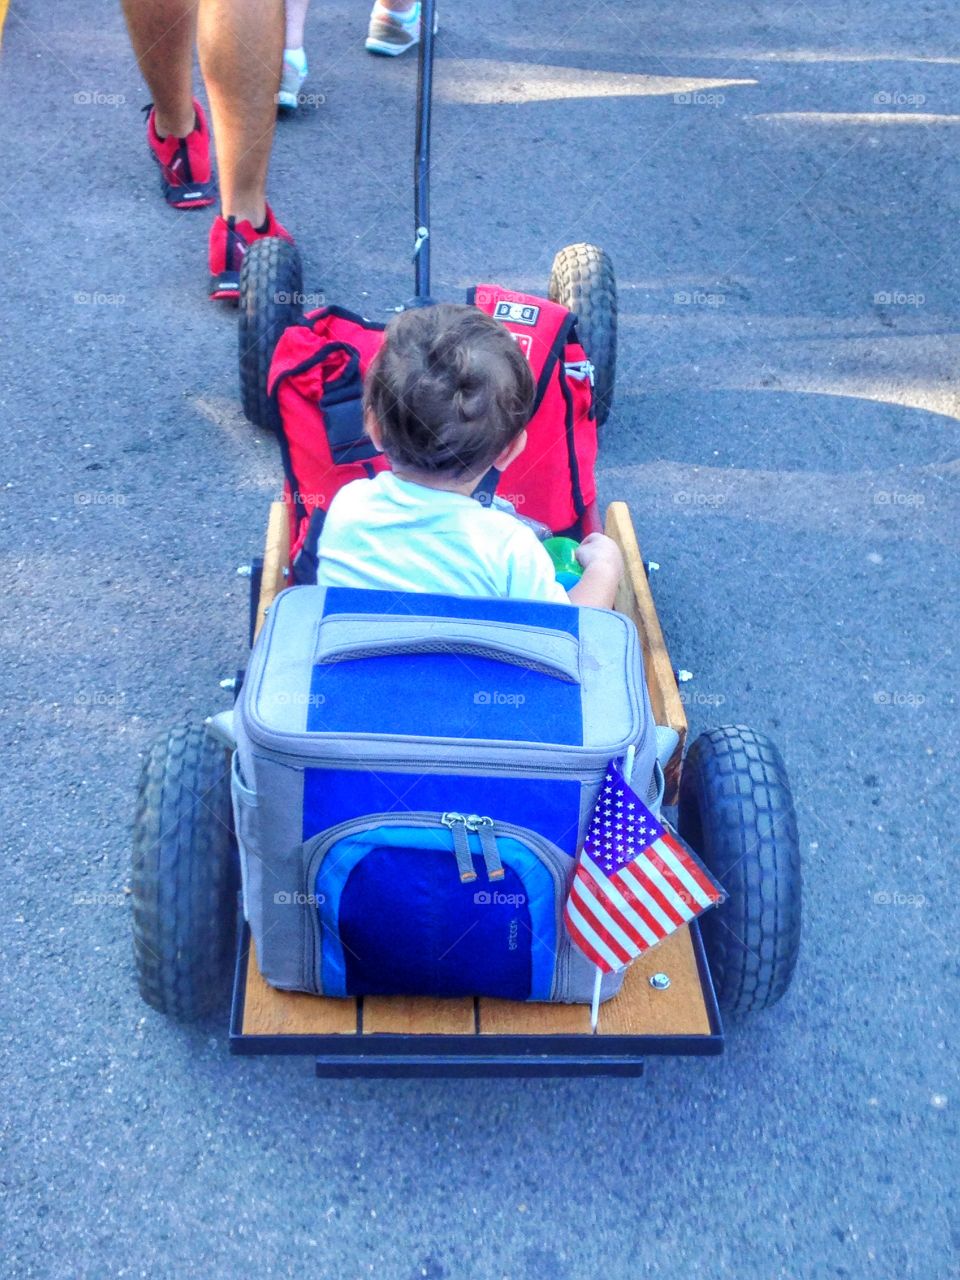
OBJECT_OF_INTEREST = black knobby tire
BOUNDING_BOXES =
[238,236,304,432]
[131,724,238,1021]
[678,725,801,1016]
[548,243,617,428]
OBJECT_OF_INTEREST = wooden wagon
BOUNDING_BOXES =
[133,497,799,1074]
[227,501,723,1076]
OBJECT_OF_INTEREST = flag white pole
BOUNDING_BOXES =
[590,965,603,1030]
[589,748,634,1029]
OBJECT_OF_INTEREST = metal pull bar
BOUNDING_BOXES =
[413,0,438,300]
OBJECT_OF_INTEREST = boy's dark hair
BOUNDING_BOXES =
[365,303,535,479]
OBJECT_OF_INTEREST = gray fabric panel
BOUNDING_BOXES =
[234,753,311,990]
[559,937,626,1003]
[315,612,582,684]
[647,759,666,811]
[575,608,648,754]
[247,587,317,737]
[654,724,680,769]
[575,776,603,847]
[230,754,258,926]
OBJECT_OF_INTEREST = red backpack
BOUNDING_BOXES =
[268,286,600,569]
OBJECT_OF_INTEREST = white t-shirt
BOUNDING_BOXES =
[315,472,569,603]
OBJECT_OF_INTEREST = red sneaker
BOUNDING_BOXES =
[208,205,294,301]
[144,99,217,209]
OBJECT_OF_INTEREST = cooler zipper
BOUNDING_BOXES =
[442,812,505,881]
[441,811,479,882]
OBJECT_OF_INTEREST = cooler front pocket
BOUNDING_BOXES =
[303,813,574,1000]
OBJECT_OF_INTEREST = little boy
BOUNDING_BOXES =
[315,304,623,608]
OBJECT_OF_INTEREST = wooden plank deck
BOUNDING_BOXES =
[242,939,357,1035]
[239,501,708,1043]
[362,996,475,1035]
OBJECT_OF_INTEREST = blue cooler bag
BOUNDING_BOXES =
[232,586,657,1003]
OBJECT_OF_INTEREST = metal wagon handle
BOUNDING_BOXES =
[413,0,439,303]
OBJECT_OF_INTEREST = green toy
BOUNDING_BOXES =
[543,536,584,589]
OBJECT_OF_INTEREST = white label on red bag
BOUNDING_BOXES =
[495,300,540,326]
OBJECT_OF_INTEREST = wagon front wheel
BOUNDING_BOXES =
[678,725,801,1016]
[131,723,238,1021]
[548,242,617,428]
[238,236,304,432]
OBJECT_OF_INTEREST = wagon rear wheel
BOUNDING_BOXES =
[678,725,801,1016]
[131,723,238,1021]
[548,242,617,428]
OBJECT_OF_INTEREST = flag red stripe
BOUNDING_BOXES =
[610,873,669,941]
[579,849,661,945]
[574,868,651,951]
[569,874,636,965]
[563,904,615,973]
[620,859,686,929]
[575,867,649,946]
[660,830,722,900]
[646,849,697,916]
[606,855,675,933]
[566,899,622,972]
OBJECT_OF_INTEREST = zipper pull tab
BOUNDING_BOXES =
[466,814,504,882]
[564,359,595,387]
[441,812,477,883]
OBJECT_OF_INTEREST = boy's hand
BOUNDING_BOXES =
[575,532,624,576]
[568,533,624,609]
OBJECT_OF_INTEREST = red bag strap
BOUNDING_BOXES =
[304,303,387,338]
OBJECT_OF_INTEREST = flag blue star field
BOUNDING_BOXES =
[564,761,726,973]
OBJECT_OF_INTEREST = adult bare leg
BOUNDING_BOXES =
[197,0,284,226]
[120,0,198,138]
[284,0,310,51]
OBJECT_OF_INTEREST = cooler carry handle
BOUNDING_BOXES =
[314,612,581,684]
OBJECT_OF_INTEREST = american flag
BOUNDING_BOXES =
[564,762,725,973]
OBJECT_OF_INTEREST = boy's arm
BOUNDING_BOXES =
[567,533,623,610]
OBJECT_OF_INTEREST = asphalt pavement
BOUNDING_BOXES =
[1,1,957,1277]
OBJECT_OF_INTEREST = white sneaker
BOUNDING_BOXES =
[365,2,436,57]
[277,48,308,112]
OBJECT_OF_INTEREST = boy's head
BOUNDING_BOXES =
[365,303,535,482]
